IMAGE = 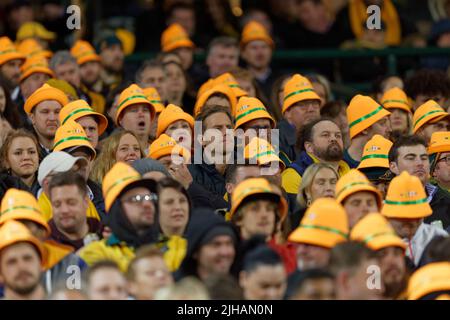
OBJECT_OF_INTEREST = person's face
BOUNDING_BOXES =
[54,62,81,88]
[165,63,186,96]
[237,199,277,239]
[240,264,287,300]
[388,218,423,240]
[80,61,101,86]
[205,95,231,111]
[242,40,272,70]
[297,0,327,31]
[158,187,189,234]
[342,191,379,228]
[341,258,383,300]
[0,86,5,112]
[0,242,42,297]
[6,136,39,179]
[284,100,320,129]
[437,32,450,47]
[196,235,235,277]
[203,112,234,154]
[50,184,89,235]
[121,186,156,231]
[236,78,256,97]
[128,256,173,300]
[433,152,450,187]
[414,94,446,111]
[390,144,430,185]
[312,82,326,107]
[88,268,128,300]
[377,247,406,297]
[389,109,409,134]
[170,7,195,35]
[225,165,260,195]
[20,72,51,99]
[308,168,337,202]
[206,45,239,78]
[173,47,194,71]
[77,115,99,148]
[368,116,391,138]
[165,120,192,151]
[306,120,343,162]
[116,133,141,164]
[139,67,166,100]
[240,118,272,141]
[29,100,62,139]
[119,104,152,139]
[296,243,330,270]
[290,278,336,300]
[417,120,450,143]
[100,44,124,72]
[0,59,22,87]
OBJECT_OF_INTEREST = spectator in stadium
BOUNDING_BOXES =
[97,34,125,93]
[85,260,128,300]
[412,100,450,144]
[320,100,350,148]
[380,87,412,140]
[0,36,25,91]
[206,37,240,80]
[156,104,194,152]
[285,269,335,300]
[429,131,450,192]
[0,78,24,129]
[135,60,167,102]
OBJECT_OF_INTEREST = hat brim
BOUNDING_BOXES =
[149,145,190,162]
[337,184,383,208]
[63,110,109,136]
[349,108,391,139]
[428,145,450,154]
[381,202,432,219]
[156,113,194,138]
[119,178,158,198]
[163,40,195,53]
[358,158,390,169]
[20,67,54,83]
[366,234,407,251]
[0,52,26,65]
[282,91,322,114]
[383,104,411,114]
[241,36,274,49]
[0,237,46,267]
[0,211,51,238]
[288,227,346,249]
[116,99,156,125]
[413,113,450,133]
[77,54,101,66]
[235,110,275,130]
[229,191,287,222]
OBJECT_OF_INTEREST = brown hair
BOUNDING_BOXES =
[195,105,233,133]
[48,170,88,199]
[0,129,39,172]
[126,244,164,281]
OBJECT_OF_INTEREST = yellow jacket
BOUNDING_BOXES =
[38,192,100,222]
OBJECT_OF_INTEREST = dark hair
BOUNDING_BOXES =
[157,177,192,213]
[166,1,195,19]
[48,171,88,198]
[126,244,164,281]
[224,161,257,184]
[135,59,164,85]
[195,105,233,132]
[242,245,283,273]
[372,75,402,97]
[388,135,427,163]
[320,100,347,118]
[204,274,244,300]
[0,76,24,129]
[329,241,378,276]
[418,236,450,266]
[285,269,334,299]
[298,117,338,151]
[207,37,239,56]
[404,69,450,100]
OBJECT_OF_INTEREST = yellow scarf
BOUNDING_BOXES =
[38,192,101,222]
[349,0,401,46]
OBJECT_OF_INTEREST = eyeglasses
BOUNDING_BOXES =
[436,156,450,165]
[123,193,158,204]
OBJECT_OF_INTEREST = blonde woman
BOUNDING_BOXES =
[90,130,145,184]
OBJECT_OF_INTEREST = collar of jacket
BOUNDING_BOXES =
[106,233,123,246]
[278,119,297,146]
[307,152,349,176]
[292,151,349,175]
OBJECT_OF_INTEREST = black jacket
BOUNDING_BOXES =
[277,119,299,167]
[87,179,106,220]
[187,182,228,210]
[188,163,226,198]
[0,173,30,201]
[425,186,450,230]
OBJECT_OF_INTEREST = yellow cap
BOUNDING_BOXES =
[161,23,194,52]
[142,87,165,114]
[335,169,382,207]
[59,99,108,136]
[229,177,287,222]
[213,73,248,98]
[115,28,135,56]
[244,137,285,171]
[70,40,101,65]
[53,119,96,159]
[0,188,50,237]
[194,83,237,117]
[17,22,56,41]
[357,134,393,169]
[413,100,450,134]
[16,38,52,60]
[407,262,450,300]
[148,134,190,162]
[347,95,391,139]
[350,213,406,251]
[156,104,194,138]
[428,131,450,154]
[0,220,46,266]
[282,74,321,114]
[19,56,54,83]
[381,87,411,113]
[241,21,274,49]
[24,83,68,114]
[115,84,155,125]
[288,198,349,248]
[234,96,275,130]
[381,171,432,219]
[0,36,25,65]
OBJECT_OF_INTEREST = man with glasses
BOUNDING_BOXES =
[429,132,450,193]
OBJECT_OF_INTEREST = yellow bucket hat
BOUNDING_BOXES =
[240,21,274,49]
[288,198,349,248]
[115,28,136,56]
[350,213,406,251]
[380,87,411,113]
[197,79,215,99]
[194,83,237,117]
[357,134,393,169]
[53,119,96,158]
[412,100,450,134]
[381,171,432,219]
[347,94,391,139]
[407,262,450,300]
[16,38,52,60]
[234,96,275,130]
[70,40,101,65]
[213,73,248,98]
[156,104,194,138]
[229,177,288,222]
[0,188,50,237]
[24,83,68,114]
[0,220,46,266]
[142,87,165,114]
[161,23,194,52]
[244,136,285,171]
[59,99,108,136]
[148,134,190,162]
[282,74,321,114]
[428,131,450,154]
[19,56,54,83]
[115,84,156,125]
[16,22,56,41]
[0,36,25,65]
[335,169,382,207]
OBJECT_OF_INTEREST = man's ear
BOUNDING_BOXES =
[304,141,314,154]
[28,112,36,126]
[389,161,399,175]
[239,271,247,289]
[225,183,233,196]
